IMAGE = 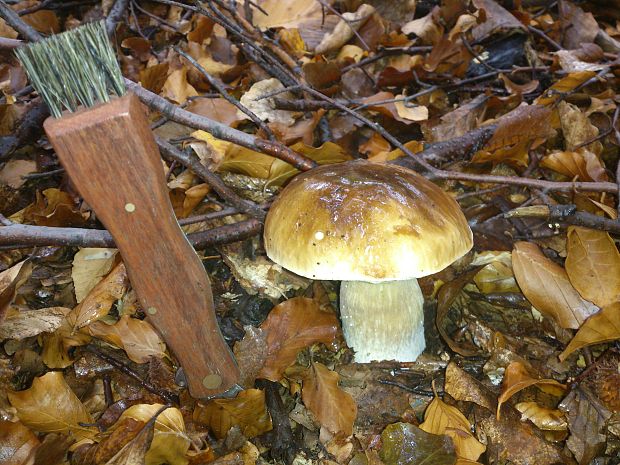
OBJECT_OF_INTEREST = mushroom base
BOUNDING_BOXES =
[340,278,425,363]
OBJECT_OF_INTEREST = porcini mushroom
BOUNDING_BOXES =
[263,160,472,362]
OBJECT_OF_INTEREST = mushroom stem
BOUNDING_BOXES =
[340,278,425,363]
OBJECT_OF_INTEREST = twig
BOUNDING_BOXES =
[16,0,53,15]
[156,137,267,220]
[0,0,41,42]
[504,204,620,234]
[0,36,21,48]
[105,0,129,37]
[256,379,297,464]
[0,219,262,248]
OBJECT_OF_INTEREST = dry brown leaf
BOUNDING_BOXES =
[0,159,37,189]
[497,362,566,420]
[68,262,128,330]
[302,362,357,436]
[41,309,91,368]
[402,11,443,45]
[71,248,118,303]
[512,241,598,329]
[87,315,166,363]
[315,4,375,55]
[239,78,295,126]
[361,92,423,125]
[249,0,323,29]
[394,97,428,122]
[0,259,31,324]
[0,306,69,340]
[514,402,567,431]
[8,372,96,440]
[23,188,88,227]
[558,101,602,154]
[256,297,339,381]
[162,68,198,104]
[420,394,486,461]
[445,362,495,412]
[559,302,620,361]
[193,389,272,439]
[472,0,524,41]
[139,63,169,94]
[187,97,243,128]
[565,227,620,308]
[535,71,596,106]
[0,419,40,465]
[541,150,608,182]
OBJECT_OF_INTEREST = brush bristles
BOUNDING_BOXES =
[15,21,125,118]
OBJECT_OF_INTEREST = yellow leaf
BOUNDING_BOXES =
[87,315,166,363]
[162,68,198,104]
[41,309,91,368]
[8,372,96,440]
[394,98,428,122]
[0,260,31,321]
[565,227,620,308]
[515,402,567,431]
[71,248,118,303]
[559,302,620,361]
[302,362,357,436]
[512,241,598,329]
[193,389,272,439]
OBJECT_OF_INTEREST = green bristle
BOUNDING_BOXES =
[15,21,126,119]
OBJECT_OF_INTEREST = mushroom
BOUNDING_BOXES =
[263,160,472,362]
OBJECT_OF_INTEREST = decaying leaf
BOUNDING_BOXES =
[380,422,457,465]
[239,78,295,126]
[0,159,37,189]
[315,4,375,55]
[68,262,128,330]
[235,297,339,382]
[420,392,486,461]
[559,302,620,361]
[302,362,357,436]
[193,389,272,439]
[87,315,166,363]
[249,0,323,29]
[0,306,69,340]
[512,241,598,329]
[565,227,620,308]
[541,150,608,182]
[444,362,495,412]
[71,248,118,304]
[23,188,88,227]
[515,402,567,431]
[0,419,40,465]
[0,260,32,324]
[497,361,566,419]
[8,372,96,440]
[162,67,198,104]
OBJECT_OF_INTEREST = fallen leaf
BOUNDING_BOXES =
[380,422,457,465]
[68,262,128,330]
[541,150,608,182]
[193,389,272,439]
[87,315,166,364]
[315,4,375,55]
[0,260,32,324]
[187,97,243,128]
[559,302,620,361]
[394,97,428,122]
[8,372,96,440]
[472,0,524,41]
[302,362,357,436]
[23,188,88,227]
[535,71,596,106]
[402,11,443,45]
[249,0,323,29]
[515,402,568,431]
[558,101,602,154]
[71,248,118,303]
[72,417,144,465]
[559,1,599,49]
[559,387,611,465]
[162,68,198,104]
[0,159,37,189]
[512,241,598,329]
[565,227,620,308]
[139,62,169,94]
[0,419,39,465]
[497,361,566,419]
[256,297,339,381]
[444,362,495,412]
[239,78,295,126]
[40,308,91,368]
[420,393,486,461]
[0,306,69,340]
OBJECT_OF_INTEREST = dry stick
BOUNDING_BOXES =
[0,0,41,42]
[505,205,620,234]
[0,219,262,248]
[156,137,266,220]
[105,0,130,37]
[613,105,620,217]
[0,36,21,48]
[174,46,276,141]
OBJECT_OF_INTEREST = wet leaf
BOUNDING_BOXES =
[87,315,166,364]
[535,71,596,106]
[565,227,620,308]
[559,302,620,361]
[302,362,357,436]
[514,402,567,431]
[71,248,118,303]
[0,306,68,340]
[444,362,495,412]
[541,150,608,182]
[497,361,566,419]
[420,394,486,461]
[193,389,272,439]
[512,241,598,329]
[0,419,39,465]
[8,372,96,440]
[68,262,128,330]
[380,422,457,465]
[41,309,91,369]
[0,260,31,324]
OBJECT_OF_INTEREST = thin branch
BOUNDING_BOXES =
[106,0,130,37]
[505,205,620,234]
[0,0,41,41]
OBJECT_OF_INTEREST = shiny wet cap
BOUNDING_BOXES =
[264,160,473,283]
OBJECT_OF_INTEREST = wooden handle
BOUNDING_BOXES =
[44,94,240,398]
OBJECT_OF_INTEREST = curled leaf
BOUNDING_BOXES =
[515,402,567,431]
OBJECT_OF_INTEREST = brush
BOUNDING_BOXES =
[15,21,240,398]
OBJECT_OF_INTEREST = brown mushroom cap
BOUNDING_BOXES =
[264,160,473,283]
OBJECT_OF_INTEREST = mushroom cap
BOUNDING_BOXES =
[264,160,473,283]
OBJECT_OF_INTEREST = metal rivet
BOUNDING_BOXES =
[125,203,136,212]
[202,374,222,389]
[147,307,157,315]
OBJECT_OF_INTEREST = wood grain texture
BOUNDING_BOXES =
[44,94,240,397]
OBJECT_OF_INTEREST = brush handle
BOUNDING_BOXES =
[44,94,240,398]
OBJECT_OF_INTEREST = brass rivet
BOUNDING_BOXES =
[202,374,222,389]
[125,203,136,212]
[147,307,157,315]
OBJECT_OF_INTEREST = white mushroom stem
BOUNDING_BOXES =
[340,278,425,363]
